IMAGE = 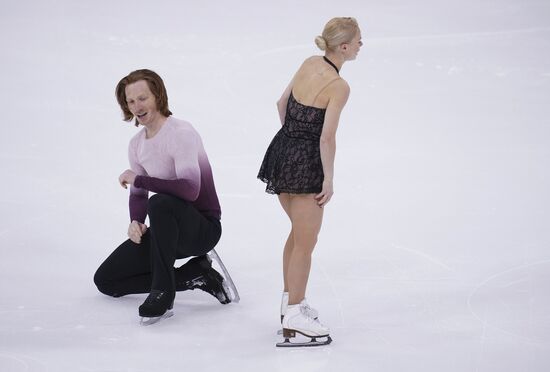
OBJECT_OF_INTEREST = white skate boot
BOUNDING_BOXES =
[280,293,319,320]
[280,292,288,323]
[276,300,332,347]
[278,293,319,334]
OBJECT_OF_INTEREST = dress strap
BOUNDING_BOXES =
[311,77,342,107]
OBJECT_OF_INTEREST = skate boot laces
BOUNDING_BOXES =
[301,302,318,319]
[299,300,319,320]
[299,302,319,323]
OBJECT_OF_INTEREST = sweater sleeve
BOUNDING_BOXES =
[132,126,201,201]
[128,138,149,223]
[134,176,199,201]
[129,191,148,223]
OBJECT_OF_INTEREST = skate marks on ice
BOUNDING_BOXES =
[365,27,550,44]
[317,261,346,329]
[0,304,97,334]
[345,242,455,283]
[279,243,455,346]
[0,352,49,372]
[467,259,550,345]
[254,26,550,59]
[274,343,334,372]
[338,242,460,341]
[390,244,454,273]
[255,43,311,57]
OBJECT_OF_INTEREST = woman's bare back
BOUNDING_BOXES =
[291,56,341,109]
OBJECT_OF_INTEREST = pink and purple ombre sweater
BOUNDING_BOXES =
[128,116,221,222]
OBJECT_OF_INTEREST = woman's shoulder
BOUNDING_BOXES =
[305,55,323,63]
[329,78,350,101]
[333,77,350,92]
[300,55,322,69]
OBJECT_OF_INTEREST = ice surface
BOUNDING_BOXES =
[1,0,549,371]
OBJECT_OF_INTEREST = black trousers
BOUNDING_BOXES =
[94,194,221,297]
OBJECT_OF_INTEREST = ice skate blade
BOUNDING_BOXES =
[276,336,332,347]
[207,249,240,303]
[217,280,232,304]
[140,310,174,326]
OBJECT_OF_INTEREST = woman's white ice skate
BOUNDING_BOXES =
[278,294,319,335]
[276,301,332,347]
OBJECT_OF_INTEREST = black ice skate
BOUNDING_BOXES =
[184,254,233,304]
[207,249,240,303]
[139,290,174,326]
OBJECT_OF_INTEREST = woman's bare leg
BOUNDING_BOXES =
[286,194,324,305]
[278,193,292,292]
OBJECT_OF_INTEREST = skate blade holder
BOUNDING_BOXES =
[140,310,174,326]
[276,329,332,347]
[207,248,241,303]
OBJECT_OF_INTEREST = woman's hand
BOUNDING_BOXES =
[315,179,334,207]
[119,169,136,189]
[128,220,147,244]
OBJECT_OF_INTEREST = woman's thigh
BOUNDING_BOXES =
[278,193,292,219]
[288,194,324,245]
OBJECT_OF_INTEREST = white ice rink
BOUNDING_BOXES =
[1,0,549,371]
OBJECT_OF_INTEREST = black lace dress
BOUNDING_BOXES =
[258,91,326,194]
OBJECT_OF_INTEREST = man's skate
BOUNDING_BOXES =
[276,301,332,347]
[206,249,240,303]
[182,249,240,304]
[139,290,175,326]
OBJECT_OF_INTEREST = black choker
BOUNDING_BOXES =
[323,56,339,74]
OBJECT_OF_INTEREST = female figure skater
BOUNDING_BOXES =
[94,69,231,324]
[258,17,362,346]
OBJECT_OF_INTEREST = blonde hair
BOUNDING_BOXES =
[315,17,359,51]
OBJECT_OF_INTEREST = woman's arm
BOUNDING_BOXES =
[277,78,294,125]
[316,80,350,207]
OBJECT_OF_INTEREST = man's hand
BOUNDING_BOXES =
[128,220,147,244]
[119,169,137,189]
